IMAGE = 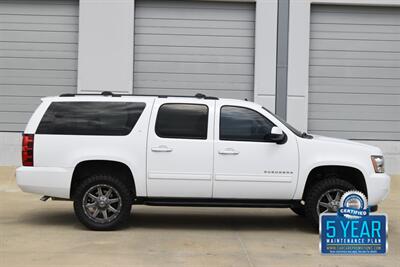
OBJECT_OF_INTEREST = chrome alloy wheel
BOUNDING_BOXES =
[316,189,345,215]
[82,184,122,223]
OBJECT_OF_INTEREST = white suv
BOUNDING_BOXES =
[16,92,390,230]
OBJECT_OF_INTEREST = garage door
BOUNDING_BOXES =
[0,0,79,132]
[309,5,400,141]
[134,0,255,100]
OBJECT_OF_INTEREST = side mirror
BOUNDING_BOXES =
[269,126,286,144]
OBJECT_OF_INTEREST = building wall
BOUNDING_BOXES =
[77,0,134,94]
[0,0,399,175]
[0,0,79,132]
[132,0,258,100]
[77,0,278,110]
[0,0,279,163]
[287,0,400,174]
[0,133,21,166]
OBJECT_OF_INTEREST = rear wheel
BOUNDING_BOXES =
[73,173,132,230]
[305,178,355,229]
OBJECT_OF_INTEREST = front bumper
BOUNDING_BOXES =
[365,173,391,206]
[16,166,73,199]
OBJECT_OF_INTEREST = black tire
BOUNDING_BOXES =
[305,178,355,230]
[73,173,132,230]
[290,205,305,216]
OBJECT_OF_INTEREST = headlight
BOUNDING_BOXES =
[371,156,384,173]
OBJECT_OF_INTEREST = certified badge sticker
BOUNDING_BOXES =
[320,190,388,255]
[338,191,368,219]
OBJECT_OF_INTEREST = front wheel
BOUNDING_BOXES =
[305,178,355,229]
[73,173,132,230]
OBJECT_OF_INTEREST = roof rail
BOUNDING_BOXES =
[101,91,115,96]
[59,91,121,97]
[156,93,218,100]
[59,91,219,100]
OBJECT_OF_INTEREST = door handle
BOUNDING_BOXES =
[218,149,239,155]
[151,146,173,152]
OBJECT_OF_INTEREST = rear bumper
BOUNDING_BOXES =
[365,173,390,206]
[16,167,73,199]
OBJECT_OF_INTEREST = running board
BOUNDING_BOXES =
[134,197,299,208]
[40,196,50,202]
[40,196,70,202]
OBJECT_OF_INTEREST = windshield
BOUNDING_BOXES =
[262,107,304,137]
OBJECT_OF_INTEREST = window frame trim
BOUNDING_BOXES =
[219,105,280,143]
[155,103,209,140]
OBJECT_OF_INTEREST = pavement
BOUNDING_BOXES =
[0,166,399,267]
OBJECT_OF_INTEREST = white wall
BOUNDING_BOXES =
[253,0,278,111]
[287,0,310,132]
[77,0,135,94]
[0,133,21,166]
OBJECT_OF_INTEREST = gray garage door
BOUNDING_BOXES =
[134,0,255,100]
[0,0,78,132]
[309,5,400,141]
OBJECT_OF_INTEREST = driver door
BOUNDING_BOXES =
[213,102,298,199]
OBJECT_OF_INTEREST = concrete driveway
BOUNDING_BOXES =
[0,167,399,267]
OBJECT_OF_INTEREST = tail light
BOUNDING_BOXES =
[22,134,34,166]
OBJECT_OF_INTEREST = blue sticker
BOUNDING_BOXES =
[320,191,388,255]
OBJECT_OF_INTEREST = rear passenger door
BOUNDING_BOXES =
[146,98,215,197]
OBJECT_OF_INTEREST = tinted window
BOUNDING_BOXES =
[262,107,303,137]
[220,106,275,142]
[37,102,146,135]
[155,104,208,139]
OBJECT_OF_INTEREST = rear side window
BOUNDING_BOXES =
[36,102,146,136]
[155,103,208,139]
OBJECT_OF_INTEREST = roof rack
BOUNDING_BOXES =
[59,91,219,100]
[59,91,121,97]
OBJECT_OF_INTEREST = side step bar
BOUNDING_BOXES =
[40,196,70,202]
[39,195,303,208]
[134,197,300,208]
[40,196,50,202]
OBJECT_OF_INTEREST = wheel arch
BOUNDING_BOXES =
[70,160,136,199]
[301,165,368,200]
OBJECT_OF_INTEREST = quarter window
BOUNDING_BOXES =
[36,102,146,136]
[155,103,208,139]
[220,106,275,142]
